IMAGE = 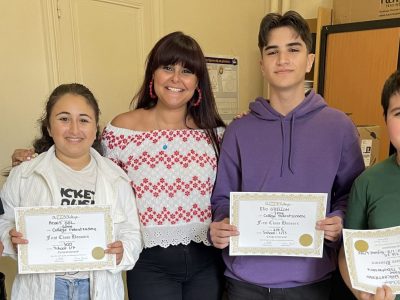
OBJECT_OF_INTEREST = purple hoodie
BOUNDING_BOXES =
[211,90,365,288]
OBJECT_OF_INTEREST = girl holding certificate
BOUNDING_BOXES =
[338,71,400,300]
[0,83,143,300]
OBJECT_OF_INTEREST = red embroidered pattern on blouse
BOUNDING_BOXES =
[140,204,212,226]
[102,129,212,150]
[102,128,217,227]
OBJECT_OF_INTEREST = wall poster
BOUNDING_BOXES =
[205,56,239,124]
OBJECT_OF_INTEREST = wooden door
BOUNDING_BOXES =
[320,23,400,161]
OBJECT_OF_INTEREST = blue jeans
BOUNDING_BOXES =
[54,278,90,300]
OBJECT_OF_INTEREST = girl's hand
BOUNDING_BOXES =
[9,228,28,251]
[105,241,124,265]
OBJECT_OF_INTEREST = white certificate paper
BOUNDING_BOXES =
[229,192,327,257]
[343,226,400,294]
[15,205,115,274]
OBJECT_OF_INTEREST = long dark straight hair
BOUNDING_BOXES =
[131,31,225,157]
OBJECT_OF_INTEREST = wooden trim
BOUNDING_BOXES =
[312,7,332,93]
[40,0,61,89]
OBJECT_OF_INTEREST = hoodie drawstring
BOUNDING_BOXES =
[280,119,285,177]
[288,115,295,174]
[280,115,295,177]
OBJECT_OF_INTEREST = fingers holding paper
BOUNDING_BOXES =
[315,215,343,242]
[210,218,239,249]
[106,240,124,265]
[9,228,28,251]
[374,285,395,300]
[358,285,394,300]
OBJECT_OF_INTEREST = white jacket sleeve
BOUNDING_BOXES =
[110,178,143,273]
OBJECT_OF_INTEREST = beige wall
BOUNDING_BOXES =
[290,0,333,18]
[163,0,267,113]
[0,2,51,186]
[0,1,50,294]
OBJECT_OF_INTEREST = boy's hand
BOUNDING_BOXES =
[316,216,343,242]
[209,218,239,249]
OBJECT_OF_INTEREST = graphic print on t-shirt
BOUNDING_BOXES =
[60,188,95,206]
[53,154,97,206]
[52,155,97,279]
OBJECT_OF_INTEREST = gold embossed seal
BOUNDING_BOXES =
[354,240,369,252]
[299,234,313,247]
[92,247,105,260]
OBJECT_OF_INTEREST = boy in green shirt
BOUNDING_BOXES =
[339,70,400,300]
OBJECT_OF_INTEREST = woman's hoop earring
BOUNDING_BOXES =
[193,87,202,107]
[149,79,157,99]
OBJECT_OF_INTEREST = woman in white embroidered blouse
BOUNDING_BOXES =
[101,31,226,300]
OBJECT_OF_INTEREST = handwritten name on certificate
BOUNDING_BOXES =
[229,192,327,257]
[15,205,115,274]
[343,226,400,294]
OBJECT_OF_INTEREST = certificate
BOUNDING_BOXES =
[343,226,400,294]
[229,192,327,257]
[15,205,115,274]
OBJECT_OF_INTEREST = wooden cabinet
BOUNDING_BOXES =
[318,19,400,162]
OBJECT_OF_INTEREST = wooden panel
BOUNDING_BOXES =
[313,7,332,92]
[324,27,400,161]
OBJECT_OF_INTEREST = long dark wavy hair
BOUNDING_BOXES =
[130,31,225,157]
[33,83,103,155]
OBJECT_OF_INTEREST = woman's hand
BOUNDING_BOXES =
[105,241,124,265]
[11,148,37,167]
[233,111,249,120]
[0,241,4,256]
[9,228,28,251]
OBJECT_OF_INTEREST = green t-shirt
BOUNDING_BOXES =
[345,155,400,300]
[346,154,400,230]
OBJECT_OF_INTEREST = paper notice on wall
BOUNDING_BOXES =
[360,139,373,167]
[206,56,239,124]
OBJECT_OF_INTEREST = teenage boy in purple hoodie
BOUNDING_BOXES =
[210,10,365,300]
